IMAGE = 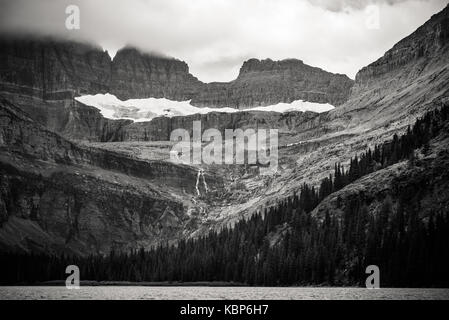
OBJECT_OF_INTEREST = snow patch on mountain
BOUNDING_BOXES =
[249,101,335,113]
[75,93,334,122]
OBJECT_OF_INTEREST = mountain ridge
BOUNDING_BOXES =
[0,35,354,108]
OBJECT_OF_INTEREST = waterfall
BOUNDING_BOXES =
[195,169,201,196]
[195,168,208,196]
[202,170,208,193]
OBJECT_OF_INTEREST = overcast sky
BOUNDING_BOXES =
[0,0,447,82]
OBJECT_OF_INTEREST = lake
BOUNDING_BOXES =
[1,286,449,300]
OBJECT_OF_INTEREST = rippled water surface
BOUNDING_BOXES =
[1,286,449,300]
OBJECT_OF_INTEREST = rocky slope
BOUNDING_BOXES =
[312,130,449,224]
[355,6,449,90]
[0,97,226,255]
[200,4,449,230]
[331,4,449,129]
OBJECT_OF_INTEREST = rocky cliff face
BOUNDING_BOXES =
[0,37,353,106]
[109,47,203,101]
[117,110,320,141]
[192,58,354,109]
[0,92,132,142]
[0,37,111,100]
[0,37,202,102]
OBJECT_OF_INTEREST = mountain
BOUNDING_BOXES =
[0,3,448,267]
[332,3,449,129]
[203,4,449,231]
[0,36,352,108]
[0,36,353,141]
[191,58,353,108]
[355,4,449,90]
[0,37,202,101]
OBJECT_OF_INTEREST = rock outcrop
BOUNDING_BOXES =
[109,47,203,101]
[191,58,354,108]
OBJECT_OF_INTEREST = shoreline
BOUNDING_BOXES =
[6,280,361,287]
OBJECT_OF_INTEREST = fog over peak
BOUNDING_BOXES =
[0,0,447,82]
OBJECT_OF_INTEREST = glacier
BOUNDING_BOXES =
[75,93,334,122]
